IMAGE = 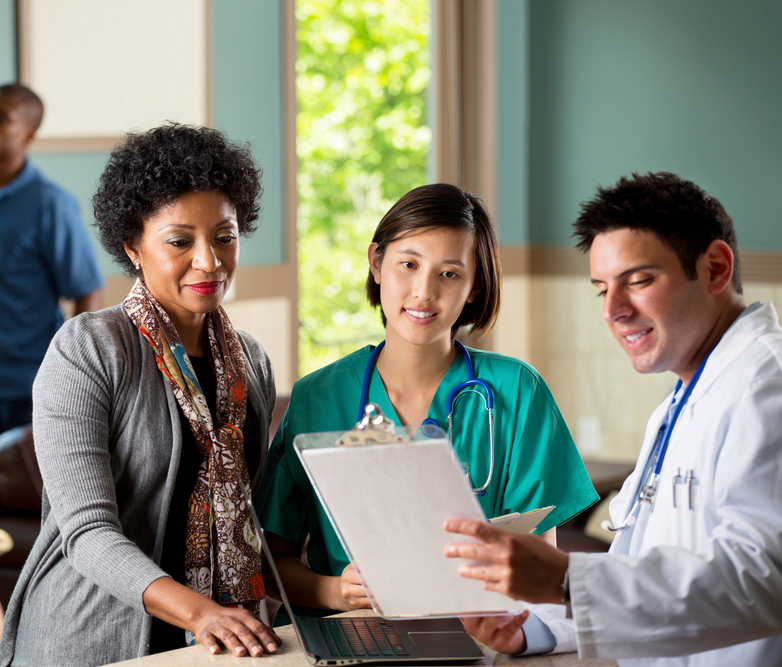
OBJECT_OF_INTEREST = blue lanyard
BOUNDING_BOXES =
[652,349,713,477]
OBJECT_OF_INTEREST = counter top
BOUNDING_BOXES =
[107,611,616,667]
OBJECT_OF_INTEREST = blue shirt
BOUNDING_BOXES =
[0,161,104,400]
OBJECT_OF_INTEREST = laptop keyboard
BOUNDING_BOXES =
[319,618,410,658]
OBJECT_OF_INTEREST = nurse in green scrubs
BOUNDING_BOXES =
[259,184,598,624]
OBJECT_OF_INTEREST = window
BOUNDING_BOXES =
[296,0,432,375]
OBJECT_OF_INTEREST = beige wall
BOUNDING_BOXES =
[493,273,782,463]
[223,297,293,395]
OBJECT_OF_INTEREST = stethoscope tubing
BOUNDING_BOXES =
[358,340,496,494]
[604,349,713,533]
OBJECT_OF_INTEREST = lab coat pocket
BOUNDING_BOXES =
[672,471,699,551]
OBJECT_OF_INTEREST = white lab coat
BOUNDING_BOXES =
[538,301,782,666]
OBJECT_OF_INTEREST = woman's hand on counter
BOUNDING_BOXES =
[143,576,282,657]
[191,603,282,656]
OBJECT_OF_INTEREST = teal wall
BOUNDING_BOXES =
[212,0,285,267]
[0,0,286,277]
[0,0,13,82]
[498,0,782,251]
[496,0,529,247]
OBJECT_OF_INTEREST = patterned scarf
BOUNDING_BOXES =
[123,279,265,619]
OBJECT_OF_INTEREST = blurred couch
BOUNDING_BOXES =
[0,426,42,609]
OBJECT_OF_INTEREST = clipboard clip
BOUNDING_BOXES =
[336,403,402,447]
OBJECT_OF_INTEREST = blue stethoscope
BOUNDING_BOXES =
[604,349,713,532]
[358,340,496,495]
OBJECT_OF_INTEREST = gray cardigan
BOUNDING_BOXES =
[0,306,275,667]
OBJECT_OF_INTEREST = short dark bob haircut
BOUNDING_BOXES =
[94,123,262,276]
[366,183,502,338]
[573,171,742,294]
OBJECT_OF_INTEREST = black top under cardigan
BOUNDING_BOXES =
[149,356,262,653]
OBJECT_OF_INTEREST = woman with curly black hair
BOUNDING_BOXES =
[0,124,282,666]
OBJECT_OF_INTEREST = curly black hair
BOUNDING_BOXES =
[93,123,262,275]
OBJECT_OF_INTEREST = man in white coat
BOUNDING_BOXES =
[444,172,782,666]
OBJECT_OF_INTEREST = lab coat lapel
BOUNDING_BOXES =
[687,302,774,407]
[660,303,776,467]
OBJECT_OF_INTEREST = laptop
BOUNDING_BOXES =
[242,484,485,665]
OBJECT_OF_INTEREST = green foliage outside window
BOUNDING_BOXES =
[297,0,431,377]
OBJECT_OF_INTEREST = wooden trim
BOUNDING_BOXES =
[499,245,531,275]
[501,245,589,277]
[460,0,497,218]
[103,264,292,309]
[15,0,29,82]
[501,245,782,282]
[530,246,590,277]
[283,0,299,381]
[232,264,292,301]
[503,245,592,277]
[28,136,122,153]
[205,0,213,127]
[432,0,462,185]
[18,0,210,152]
[738,252,782,283]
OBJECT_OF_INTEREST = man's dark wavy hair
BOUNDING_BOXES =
[93,123,262,275]
[573,172,742,293]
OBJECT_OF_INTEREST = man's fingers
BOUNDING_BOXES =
[458,613,528,655]
[496,610,528,636]
[459,613,505,636]
[457,564,514,598]
[444,520,511,564]
[444,519,501,543]
[444,541,501,562]
[456,563,491,580]
[456,565,520,600]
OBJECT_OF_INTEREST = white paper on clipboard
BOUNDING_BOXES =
[295,432,521,619]
[489,506,555,534]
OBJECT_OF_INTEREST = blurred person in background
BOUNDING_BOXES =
[0,83,103,434]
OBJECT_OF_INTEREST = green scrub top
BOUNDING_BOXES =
[259,344,597,624]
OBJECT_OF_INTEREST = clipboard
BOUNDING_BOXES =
[293,404,523,619]
[488,506,555,534]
